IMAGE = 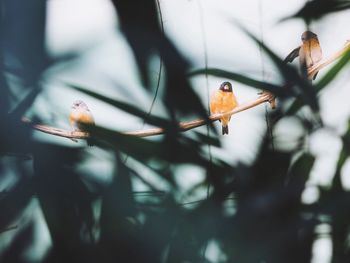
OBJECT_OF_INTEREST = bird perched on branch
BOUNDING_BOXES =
[210,81,238,135]
[70,100,95,146]
[284,31,323,80]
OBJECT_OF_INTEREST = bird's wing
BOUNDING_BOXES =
[284,46,301,63]
[210,92,221,114]
[221,93,238,125]
[310,38,323,64]
[79,112,95,125]
[69,113,74,126]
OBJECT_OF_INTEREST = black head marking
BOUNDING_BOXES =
[301,31,317,42]
[219,81,232,92]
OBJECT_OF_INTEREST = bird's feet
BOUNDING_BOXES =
[258,91,276,109]
[70,131,78,143]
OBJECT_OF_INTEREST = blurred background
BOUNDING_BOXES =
[1,0,350,262]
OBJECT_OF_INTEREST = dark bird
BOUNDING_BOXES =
[210,82,238,135]
[70,100,95,146]
[284,31,323,80]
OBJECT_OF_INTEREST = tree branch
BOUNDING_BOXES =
[22,93,274,139]
[308,40,350,77]
[21,40,349,141]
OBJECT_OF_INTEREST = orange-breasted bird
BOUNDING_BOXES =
[70,100,95,146]
[210,81,238,135]
[284,31,323,80]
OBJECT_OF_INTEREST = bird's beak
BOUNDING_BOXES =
[224,85,229,91]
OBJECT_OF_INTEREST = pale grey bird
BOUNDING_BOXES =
[70,100,95,146]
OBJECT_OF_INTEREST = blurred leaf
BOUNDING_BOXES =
[194,131,221,147]
[315,48,350,92]
[332,120,350,178]
[0,56,9,117]
[166,220,202,263]
[99,153,141,261]
[323,121,350,263]
[1,223,34,262]
[110,0,209,121]
[89,124,211,166]
[0,178,33,230]
[68,83,173,129]
[287,153,315,188]
[189,68,290,98]
[109,0,161,87]
[3,0,48,85]
[282,0,350,23]
[33,144,96,259]
[8,87,41,120]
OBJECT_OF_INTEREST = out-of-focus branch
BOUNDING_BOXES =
[308,40,350,77]
[22,93,274,140]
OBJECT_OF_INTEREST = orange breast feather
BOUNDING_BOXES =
[70,111,95,130]
[210,90,238,126]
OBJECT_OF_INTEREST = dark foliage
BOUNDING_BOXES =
[282,0,350,24]
[0,1,350,263]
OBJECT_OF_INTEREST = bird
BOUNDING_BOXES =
[69,100,95,146]
[210,81,238,135]
[284,31,323,80]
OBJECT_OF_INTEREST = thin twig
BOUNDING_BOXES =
[307,40,350,77]
[22,93,274,140]
[22,118,89,139]
[147,0,164,119]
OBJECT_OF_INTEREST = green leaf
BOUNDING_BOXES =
[194,131,221,147]
[9,87,41,120]
[189,68,290,98]
[66,83,173,130]
[89,125,211,166]
[281,0,350,23]
[286,48,350,115]
[315,48,350,92]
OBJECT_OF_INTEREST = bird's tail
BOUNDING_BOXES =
[222,125,229,135]
[87,138,96,147]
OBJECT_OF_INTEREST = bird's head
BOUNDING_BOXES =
[219,81,233,92]
[301,31,317,42]
[72,100,89,110]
